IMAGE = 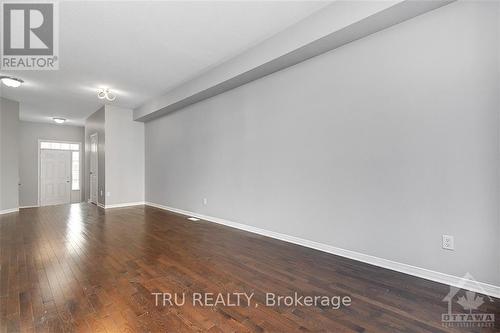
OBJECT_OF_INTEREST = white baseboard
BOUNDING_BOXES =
[97,202,105,209]
[0,207,19,215]
[145,201,500,299]
[104,201,145,209]
[19,205,39,209]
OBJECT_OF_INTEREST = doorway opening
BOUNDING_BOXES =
[89,133,98,205]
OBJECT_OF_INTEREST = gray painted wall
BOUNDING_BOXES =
[84,107,106,205]
[0,99,2,210]
[19,121,85,207]
[105,106,145,206]
[0,98,20,212]
[0,100,2,209]
[145,1,500,285]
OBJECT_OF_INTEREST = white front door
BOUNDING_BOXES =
[40,150,71,206]
[90,133,98,204]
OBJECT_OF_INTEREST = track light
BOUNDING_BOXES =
[97,88,116,101]
[0,76,23,88]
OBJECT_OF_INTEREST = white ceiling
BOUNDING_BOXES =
[0,1,329,126]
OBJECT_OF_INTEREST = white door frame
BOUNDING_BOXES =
[89,133,98,205]
[37,139,82,207]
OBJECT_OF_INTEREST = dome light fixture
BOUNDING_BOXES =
[53,117,66,124]
[97,88,116,101]
[0,76,24,88]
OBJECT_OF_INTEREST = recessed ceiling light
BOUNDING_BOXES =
[0,76,23,88]
[97,88,116,101]
[53,117,66,124]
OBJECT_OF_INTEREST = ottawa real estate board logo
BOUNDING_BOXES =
[442,273,496,328]
[1,1,59,70]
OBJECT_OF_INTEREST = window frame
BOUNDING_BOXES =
[71,151,80,191]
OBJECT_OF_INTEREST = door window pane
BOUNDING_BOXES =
[40,142,80,151]
[72,151,80,190]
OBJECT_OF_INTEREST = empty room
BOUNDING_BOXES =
[0,0,499,332]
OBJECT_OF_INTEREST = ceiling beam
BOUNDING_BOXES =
[134,0,455,122]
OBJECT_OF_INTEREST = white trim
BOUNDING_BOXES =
[97,202,105,209]
[89,133,99,205]
[0,208,19,215]
[38,139,82,207]
[19,205,38,209]
[104,202,145,209]
[145,201,500,299]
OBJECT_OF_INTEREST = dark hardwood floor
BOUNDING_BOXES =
[0,204,498,332]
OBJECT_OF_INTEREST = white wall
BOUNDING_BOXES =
[105,105,145,206]
[18,121,85,207]
[145,1,500,286]
[0,98,20,213]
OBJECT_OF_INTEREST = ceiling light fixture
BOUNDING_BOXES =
[97,88,116,101]
[53,117,66,124]
[0,76,24,88]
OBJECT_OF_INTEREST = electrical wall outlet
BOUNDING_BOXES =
[203,198,208,206]
[442,235,454,250]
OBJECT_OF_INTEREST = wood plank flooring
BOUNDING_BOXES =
[0,203,498,332]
